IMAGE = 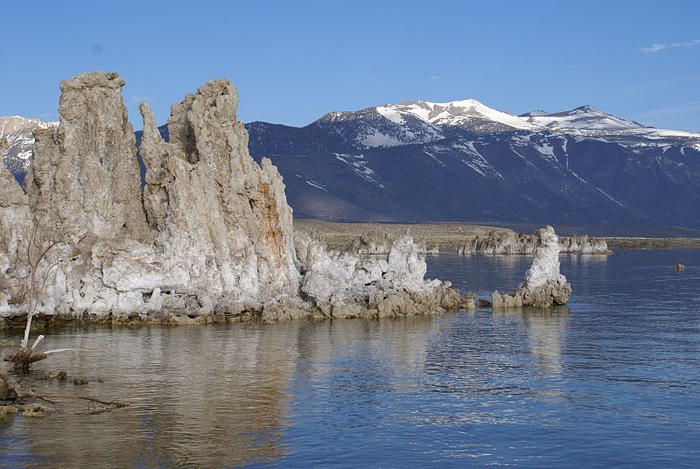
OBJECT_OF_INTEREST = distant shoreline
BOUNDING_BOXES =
[294,219,700,252]
[603,237,700,250]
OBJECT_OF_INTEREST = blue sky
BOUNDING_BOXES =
[3,0,700,131]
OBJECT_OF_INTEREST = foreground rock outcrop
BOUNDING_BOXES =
[138,79,300,307]
[0,72,468,326]
[492,226,572,308]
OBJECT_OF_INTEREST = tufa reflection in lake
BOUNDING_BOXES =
[2,250,700,467]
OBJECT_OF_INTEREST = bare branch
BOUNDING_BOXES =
[19,394,130,408]
[42,348,105,356]
[30,335,45,351]
[20,222,61,352]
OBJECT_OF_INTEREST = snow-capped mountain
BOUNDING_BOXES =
[0,116,57,183]
[314,99,541,150]
[246,100,700,230]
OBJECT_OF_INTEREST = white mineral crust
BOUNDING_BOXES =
[0,72,465,322]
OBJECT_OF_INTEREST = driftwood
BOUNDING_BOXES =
[4,348,101,370]
[25,393,129,411]
[4,394,129,416]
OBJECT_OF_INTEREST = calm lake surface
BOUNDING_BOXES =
[2,250,700,468]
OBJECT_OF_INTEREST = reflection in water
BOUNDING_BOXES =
[2,250,700,468]
[0,317,447,468]
[1,324,303,467]
[292,316,440,384]
[525,309,568,377]
[575,254,609,265]
[492,308,571,406]
[493,308,569,377]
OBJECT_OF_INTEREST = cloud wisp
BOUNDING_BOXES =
[639,39,700,54]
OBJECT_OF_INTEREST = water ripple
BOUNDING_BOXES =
[1,250,700,467]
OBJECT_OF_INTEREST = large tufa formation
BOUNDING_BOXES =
[0,72,465,324]
[138,79,300,306]
[28,72,150,242]
[11,72,158,317]
[491,226,572,308]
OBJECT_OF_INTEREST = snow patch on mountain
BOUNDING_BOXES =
[356,130,403,148]
[534,141,556,160]
[422,149,448,168]
[510,134,558,161]
[334,153,385,188]
[376,106,406,126]
[305,179,328,191]
[566,168,625,207]
[442,141,505,180]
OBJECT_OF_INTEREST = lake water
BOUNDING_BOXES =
[2,250,700,468]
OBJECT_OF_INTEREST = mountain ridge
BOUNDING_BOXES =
[245,99,700,229]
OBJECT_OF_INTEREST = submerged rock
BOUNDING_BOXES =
[492,226,572,308]
[0,362,19,402]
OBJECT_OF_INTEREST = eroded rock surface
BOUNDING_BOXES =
[295,233,470,318]
[1,72,466,324]
[139,79,300,305]
[492,226,572,308]
[28,72,149,242]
